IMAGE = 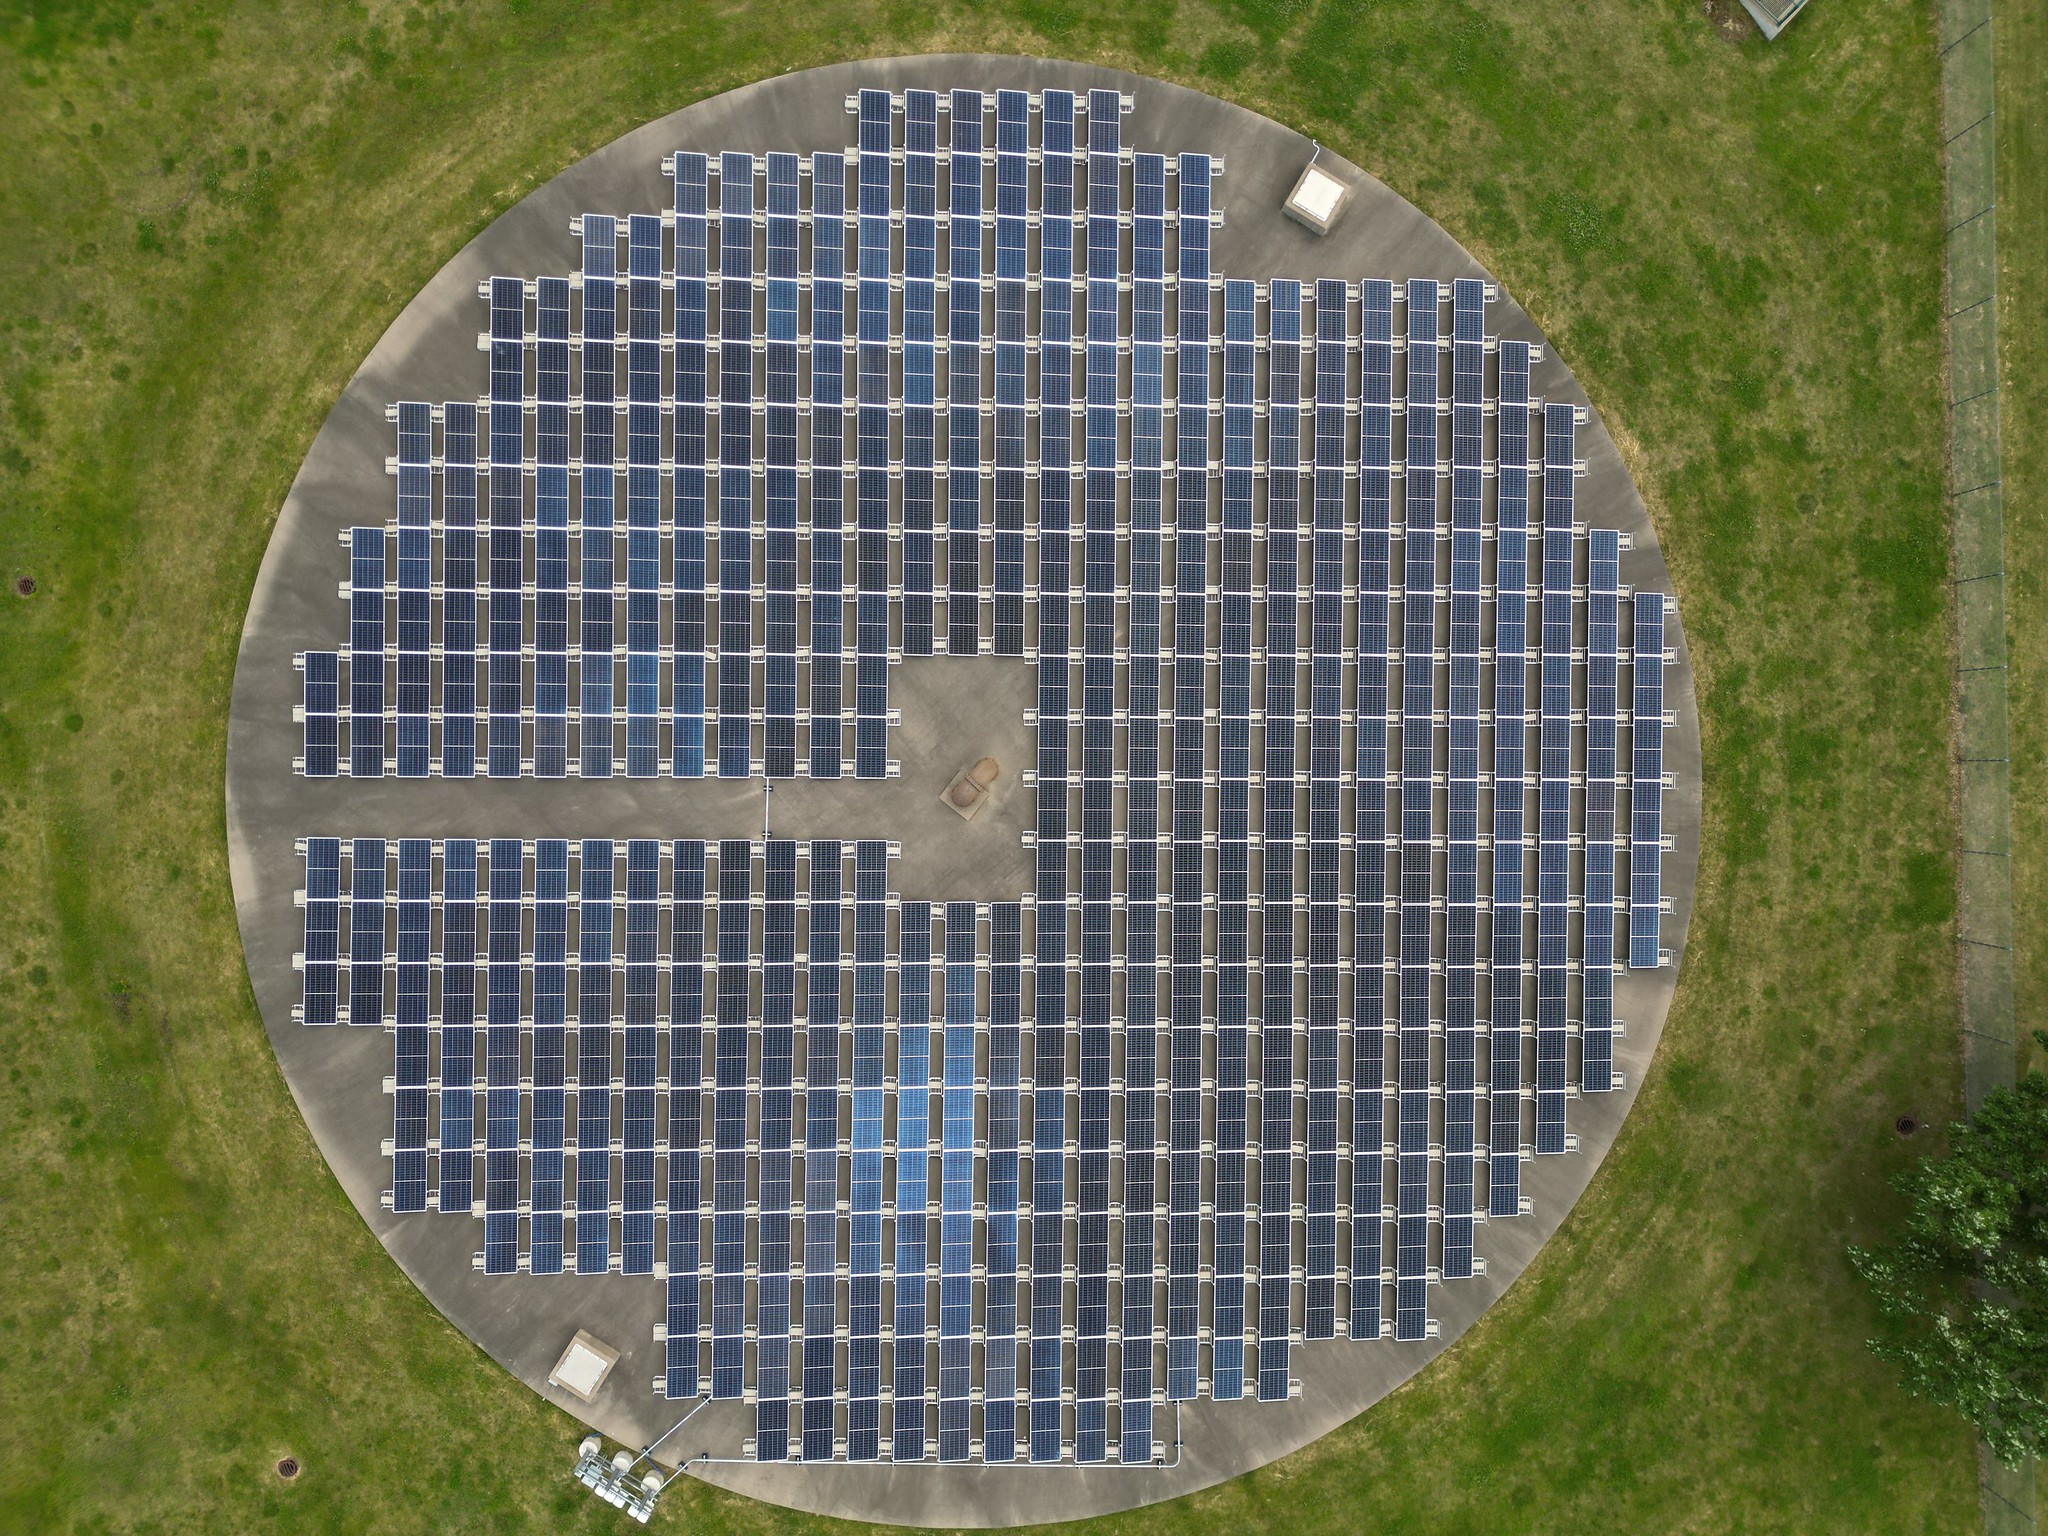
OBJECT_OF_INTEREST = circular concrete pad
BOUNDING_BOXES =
[228,54,1701,1528]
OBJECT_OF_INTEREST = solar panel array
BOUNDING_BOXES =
[291,86,1678,1466]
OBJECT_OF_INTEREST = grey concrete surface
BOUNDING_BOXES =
[225,53,1704,1528]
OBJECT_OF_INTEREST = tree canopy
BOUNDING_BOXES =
[1850,1046,2048,1464]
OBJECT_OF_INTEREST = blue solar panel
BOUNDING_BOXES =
[1583,531,1620,1093]
[389,841,431,1208]
[1490,340,1532,1219]
[1115,150,1167,1464]
[1260,277,1302,1402]
[986,900,1022,1463]
[1306,278,1348,1342]
[939,900,978,1462]
[484,839,522,1274]
[1441,279,1487,1282]
[713,840,752,1399]
[1030,86,1076,1468]
[666,840,707,1399]
[855,92,893,779]
[299,838,341,1026]
[848,839,888,1457]
[578,218,620,780]
[764,155,803,781]
[348,526,384,778]
[1537,403,1577,1156]
[669,171,708,779]
[486,278,523,780]
[349,836,386,1027]
[1632,596,1667,969]
[902,91,938,659]
[300,649,339,778]
[1395,279,1439,1344]
[532,283,570,780]
[717,162,756,779]
[622,840,661,1275]
[810,154,848,780]
[437,404,478,778]
[438,841,477,1214]
[992,91,1030,657]
[1351,277,1393,1341]
[949,90,985,658]
[393,403,433,778]
[757,840,797,1460]
[530,839,568,1273]
[1165,149,1212,1410]
[577,840,614,1275]
[803,843,843,1459]
[894,899,933,1461]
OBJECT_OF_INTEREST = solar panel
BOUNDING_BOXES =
[712,840,752,1399]
[439,841,477,1214]
[717,163,756,779]
[1583,531,1620,1092]
[393,403,433,779]
[894,899,934,1461]
[848,840,889,1458]
[1306,277,1348,1342]
[1168,149,1212,1408]
[986,901,1023,1463]
[758,839,797,1460]
[299,838,341,1026]
[1632,595,1667,969]
[1395,279,1439,1344]
[1120,144,1168,1466]
[534,282,571,780]
[670,169,709,779]
[349,836,386,1027]
[486,278,523,779]
[484,839,521,1274]
[902,91,938,659]
[1029,86,1076,1468]
[439,403,479,778]
[577,840,615,1275]
[622,839,661,1275]
[1260,277,1302,1402]
[579,218,620,779]
[855,92,894,779]
[348,526,384,778]
[803,843,844,1460]
[1443,279,1487,1281]
[1537,403,1577,1156]
[530,839,568,1272]
[666,840,707,1399]
[810,154,848,780]
[391,840,432,1214]
[992,91,1030,657]
[948,90,986,658]
[1352,276,1394,1341]
[764,155,803,781]
[939,901,978,1461]
[300,649,339,779]
[1490,340,1532,1219]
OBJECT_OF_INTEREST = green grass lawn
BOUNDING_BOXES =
[0,1,1987,1530]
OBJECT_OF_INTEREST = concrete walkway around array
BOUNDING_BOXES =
[1937,0,2036,1527]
